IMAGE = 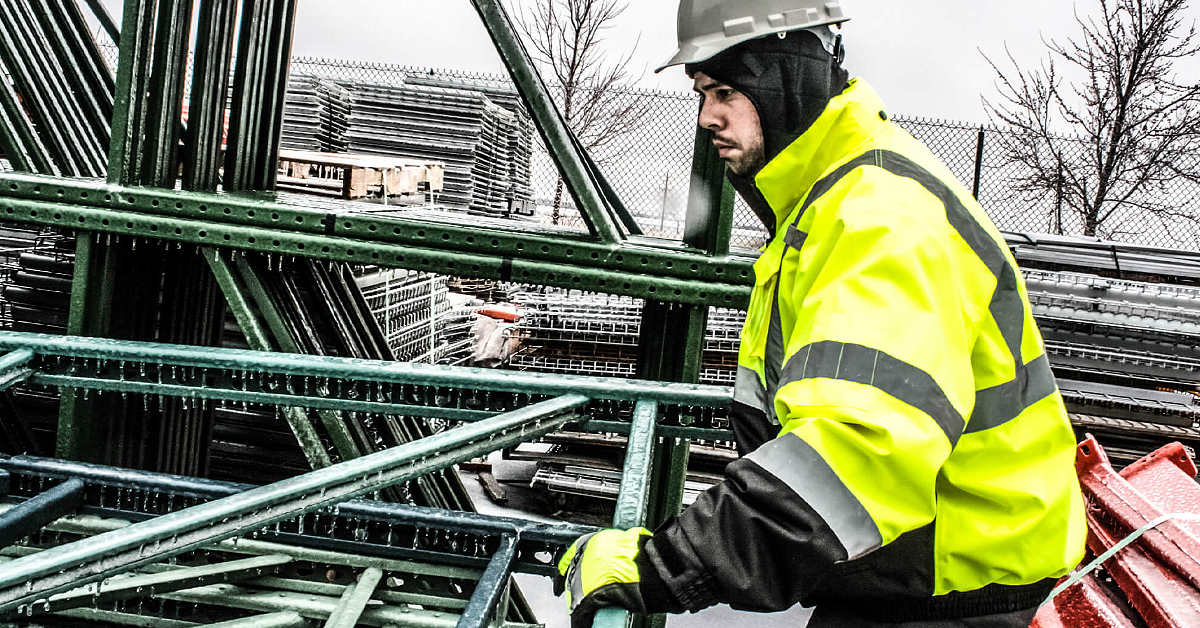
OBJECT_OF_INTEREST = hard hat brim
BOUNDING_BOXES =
[654,36,754,74]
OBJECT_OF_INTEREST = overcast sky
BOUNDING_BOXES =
[99,0,1200,123]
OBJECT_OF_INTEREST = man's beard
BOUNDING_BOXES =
[726,140,767,176]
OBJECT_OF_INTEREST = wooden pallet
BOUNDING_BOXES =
[277,149,445,202]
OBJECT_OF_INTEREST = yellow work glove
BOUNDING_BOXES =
[555,527,657,628]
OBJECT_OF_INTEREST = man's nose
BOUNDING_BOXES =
[696,101,722,130]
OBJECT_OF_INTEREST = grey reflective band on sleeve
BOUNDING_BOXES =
[734,365,773,421]
[779,341,965,446]
[745,432,883,560]
[566,532,598,611]
[966,354,1058,434]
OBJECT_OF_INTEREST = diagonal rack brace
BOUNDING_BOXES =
[0,394,589,614]
[0,454,598,576]
[468,0,628,244]
[456,535,518,628]
[0,349,34,392]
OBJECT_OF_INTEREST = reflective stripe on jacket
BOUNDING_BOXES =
[643,79,1086,614]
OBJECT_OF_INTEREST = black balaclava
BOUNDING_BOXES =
[687,30,850,236]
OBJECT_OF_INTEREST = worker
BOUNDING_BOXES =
[556,1,1087,627]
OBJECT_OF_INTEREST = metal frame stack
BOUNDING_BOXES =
[1010,242,1200,466]
[0,333,736,628]
[340,81,528,216]
[355,268,476,365]
[281,75,350,153]
[508,290,742,385]
[1,0,1197,625]
[0,0,739,626]
[405,75,537,215]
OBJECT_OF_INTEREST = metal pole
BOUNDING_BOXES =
[456,535,518,628]
[612,400,658,529]
[0,348,34,392]
[0,478,84,548]
[322,567,383,628]
[207,613,309,628]
[79,0,121,45]
[972,126,985,201]
[1056,162,1064,235]
[659,173,669,232]
[683,124,735,256]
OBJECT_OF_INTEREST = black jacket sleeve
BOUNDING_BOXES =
[637,455,851,613]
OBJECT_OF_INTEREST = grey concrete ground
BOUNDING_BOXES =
[458,456,813,628]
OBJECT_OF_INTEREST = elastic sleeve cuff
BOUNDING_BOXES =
[635,542,685,614]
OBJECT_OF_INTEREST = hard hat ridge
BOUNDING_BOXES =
[656,0,850,73]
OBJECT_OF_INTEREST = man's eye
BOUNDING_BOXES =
[715,89,733,100]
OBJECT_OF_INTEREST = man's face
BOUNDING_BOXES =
[693,71,766,176]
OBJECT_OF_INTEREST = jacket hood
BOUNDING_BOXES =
[688,30,849,164]
[687,30,850,239]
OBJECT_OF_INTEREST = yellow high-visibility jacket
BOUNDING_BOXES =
[642,79,1086,618]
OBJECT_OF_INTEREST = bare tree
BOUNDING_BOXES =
[514,0,650,223]
[984,0,1200,239]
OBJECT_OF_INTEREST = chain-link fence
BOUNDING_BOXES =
[297,58,1200,250]
[897,117,1200,248]
[96,46,1200,250]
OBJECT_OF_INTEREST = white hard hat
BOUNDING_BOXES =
[656,0,850,73]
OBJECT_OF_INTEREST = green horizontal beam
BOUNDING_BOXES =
[0,331,734,408]
[0,173,754,307]
[29,373,499,421]
[208,612,309,628]
[28,373,732,439]
[40,554,293,614]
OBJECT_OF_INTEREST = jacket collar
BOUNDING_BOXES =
[753,78,890,233]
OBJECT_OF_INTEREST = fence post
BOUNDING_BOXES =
[660,171,669,232]
[972,126,985,200]
[1055,162,1064,235]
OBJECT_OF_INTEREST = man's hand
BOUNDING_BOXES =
[555,527,655,628]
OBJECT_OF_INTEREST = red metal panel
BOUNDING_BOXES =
[1120,443,1200,542]
[1032,574,1137,628]
[1076,436,1200,590]
[1086,512,1200,628]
